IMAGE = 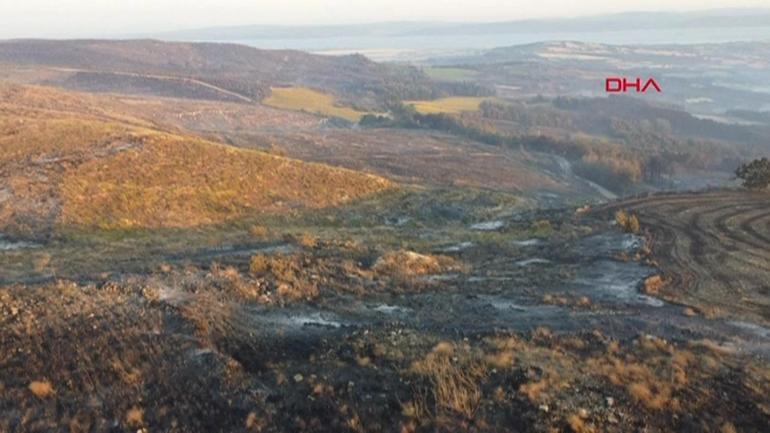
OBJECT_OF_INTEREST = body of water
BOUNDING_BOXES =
[220,26,770,60]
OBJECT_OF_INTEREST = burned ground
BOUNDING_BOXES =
[1,190,768,432]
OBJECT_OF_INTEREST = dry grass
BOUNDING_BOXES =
[408,342,487,420]
[249,254,319,301]
[405,97,494,114]
[585,335,694,411]
[1,83,393,232]
[125,407,144,427]
[567,414,593,433]
[59,133,392,228]
[248,225,270,239]
[263,86,368,122]
[284,232,318,248]
[615,210,640,234]
[373,250,466,277]
[643,274,666,295]
[688,339,737,356]
[210,263,264,300]
[28,380,55,399]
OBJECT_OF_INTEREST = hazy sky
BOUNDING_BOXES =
[1,0,768,38]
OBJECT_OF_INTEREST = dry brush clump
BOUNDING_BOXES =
[373,250,468,279]
[615,210,640,234]
[28,380,55,399]
[209,262,267,301]
[406,342,487,421]
[585,335,705,411]
[283,232,318,248]
[642,274,666,295]
[249,253,320,301]
[248,224,271,239]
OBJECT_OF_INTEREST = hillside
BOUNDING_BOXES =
[0,84,392,234]
[0,39,442,109]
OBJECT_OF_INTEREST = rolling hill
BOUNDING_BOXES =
[0,39,442,109]
[0,84,392,235]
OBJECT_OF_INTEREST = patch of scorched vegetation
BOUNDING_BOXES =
[361,330,770,432]
[263,86,369,122]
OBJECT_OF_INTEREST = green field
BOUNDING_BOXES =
[263,86,368,122]
[405,96,494,114]
[423,67,479,81]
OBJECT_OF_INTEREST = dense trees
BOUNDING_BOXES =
[736,158,770,190]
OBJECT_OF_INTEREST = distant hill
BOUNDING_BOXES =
[423,40,770,116]
[0,84,392,235]
[400,9,770,36]
[0,39,444,109]
[146,8,770,41]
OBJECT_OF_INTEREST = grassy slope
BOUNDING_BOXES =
[0,84,393,231]
[60,133,391,228]
[263,86,368,122]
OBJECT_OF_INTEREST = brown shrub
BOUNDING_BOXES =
[567,414,594,433]
[125,407,144,427]
[643,275,665,295]
[249,254,271,275]
[211,264,262,300]
[589,355,673,410]
[276,282,319,301]
[248,225,270,239]
[520,379,549,402]
[285,232,317,248]
[28,380,54,399]
[249,254,319,301]
[408,342,486,419]
[615,210,641,233]
[374,250,466,277]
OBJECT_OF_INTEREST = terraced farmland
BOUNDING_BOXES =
[597,191,770,325]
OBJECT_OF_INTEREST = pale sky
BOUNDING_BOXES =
[1,0,768,39]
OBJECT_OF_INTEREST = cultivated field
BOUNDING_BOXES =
[263,86,369,122]
[405,96,493,114]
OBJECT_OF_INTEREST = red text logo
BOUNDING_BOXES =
[605,77,661,93]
